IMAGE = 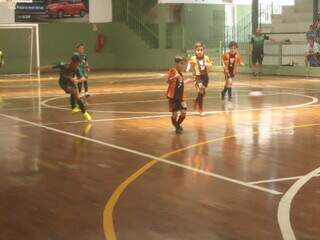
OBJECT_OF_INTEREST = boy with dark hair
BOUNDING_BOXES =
[74,43,90,97]
[221,41,244,100]
[167,56,193,134]
[38,55,92,122]
[187,42,213,116]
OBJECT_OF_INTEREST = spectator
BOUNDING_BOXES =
[305,38,320,67]
[250,28,274,76]
[306,24,316,40]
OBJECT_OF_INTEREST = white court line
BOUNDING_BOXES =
[237,82,320,93]
[33,93,319,126]
[3,93,317,127]
[0,89,168,101]
[278,167,320,240]
[249,173,320,185]
[43,93,279,108]
[40,92,318,115]
[0,112,281,196]
[1,90,268,112]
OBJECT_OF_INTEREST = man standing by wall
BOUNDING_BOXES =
[250,28,273,76]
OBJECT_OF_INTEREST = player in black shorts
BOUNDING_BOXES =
[250,28,273,76]
[38,55,92,122]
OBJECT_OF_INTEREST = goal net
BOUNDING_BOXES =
[0,23,40,78]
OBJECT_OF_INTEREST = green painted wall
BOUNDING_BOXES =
[181,4,225,49]
[39,23,116,69]
[0,29,35,74]
[107,22,183,69]
[0,21,183,74]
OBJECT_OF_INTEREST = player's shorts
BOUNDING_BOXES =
[225,77,233,85]
[79,68,88,78]
[59,80,77,94]
[168,99,187,112]
[252,48,264,65]
[195,75,209,93]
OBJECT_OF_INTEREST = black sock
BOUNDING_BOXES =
[228,88,232,98]
[171,116,178,129]
[84,81,88,92]
[222,87,228,97]
[177,115,186,126]
[77,99,86,113]
[78,82,82,93]
[70,95,76,109]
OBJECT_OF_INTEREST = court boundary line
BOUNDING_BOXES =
[249,173,320,185]
[4,103,320,128]
[278,167,320,240]
[43,92,279,108]
[40,92,318,115]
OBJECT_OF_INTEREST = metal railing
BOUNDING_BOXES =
[259,2,282,24]
[224,13,252,51]
[112,0,159,48]
[236,41,307,66]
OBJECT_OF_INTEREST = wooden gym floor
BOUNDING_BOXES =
[0,71,320,240]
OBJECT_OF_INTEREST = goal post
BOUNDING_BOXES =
[0,23,40,78]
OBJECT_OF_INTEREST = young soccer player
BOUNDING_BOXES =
[221,41,244,101]
[187,42,213,116]
[167,56,193,134]
[74,43,90,96]
[38,55,92,122]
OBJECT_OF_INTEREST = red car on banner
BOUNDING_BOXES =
[46,0,87,18]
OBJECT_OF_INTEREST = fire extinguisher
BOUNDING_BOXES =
[95,34,106,53]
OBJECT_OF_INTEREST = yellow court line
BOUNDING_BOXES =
[103,123,320,240]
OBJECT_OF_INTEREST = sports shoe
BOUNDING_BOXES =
[199,112,206,117]
[71,106,81,114]
[175,125,183,134]
[83,112,92,122]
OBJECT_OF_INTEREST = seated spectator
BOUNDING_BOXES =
[306,25,316,40]
[305,38,320,67]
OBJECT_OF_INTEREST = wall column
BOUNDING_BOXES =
[252,0,259,33]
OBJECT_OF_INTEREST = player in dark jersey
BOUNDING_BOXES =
[38,55,92,122]
[74,43,90,97]
[221,41,244,101]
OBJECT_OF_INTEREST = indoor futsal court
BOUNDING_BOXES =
[1,0,320,240]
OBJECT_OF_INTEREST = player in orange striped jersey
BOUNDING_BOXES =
[167,56,193,134]
[187,42,213,116]
[221,41,244,101]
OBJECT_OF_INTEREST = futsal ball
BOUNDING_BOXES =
[249,91,263,97]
